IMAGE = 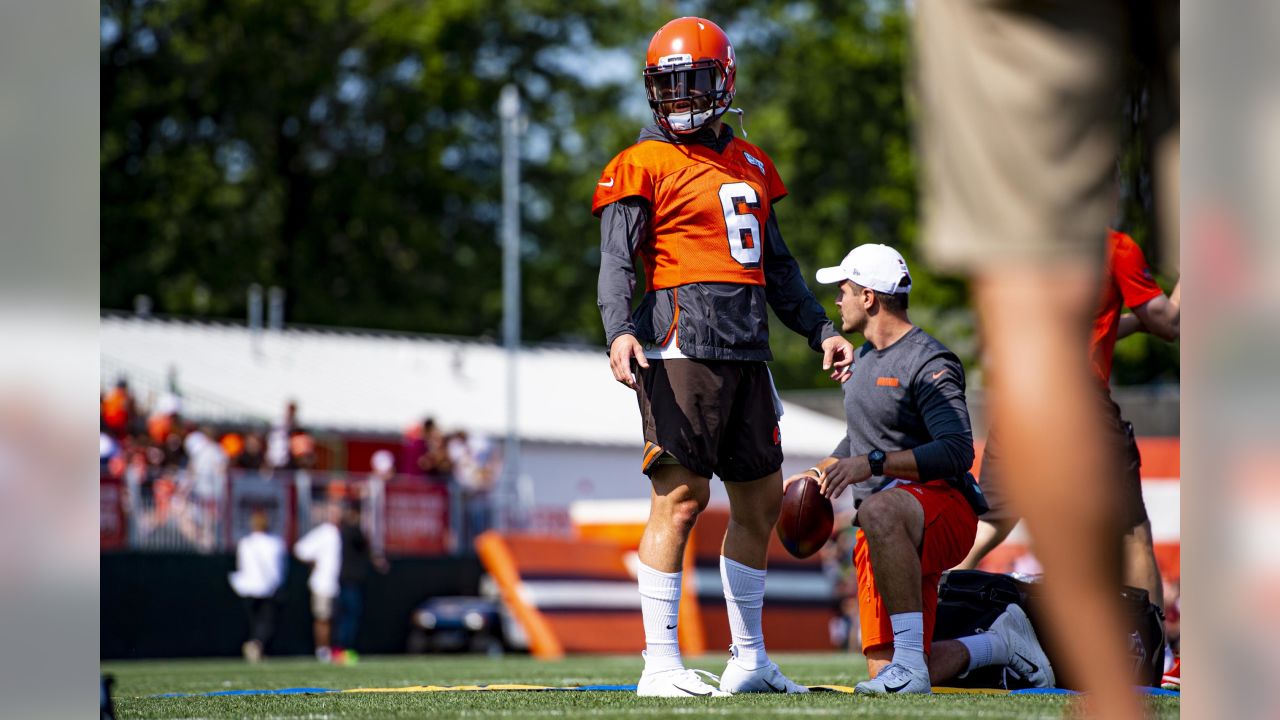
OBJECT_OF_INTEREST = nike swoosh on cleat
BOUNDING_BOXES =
[676,685,711,697]
[1013,653,1040,675]
[883,680,912,693]
[763,678,782,692]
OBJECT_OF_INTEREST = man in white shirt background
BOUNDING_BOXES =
[293,502,342,662]
[228,510,286,662]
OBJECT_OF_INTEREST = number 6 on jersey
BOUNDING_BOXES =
[719,182,762,267]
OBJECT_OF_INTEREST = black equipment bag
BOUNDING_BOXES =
[932,569,1166,690]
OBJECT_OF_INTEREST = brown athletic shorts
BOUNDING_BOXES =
[914,0,1130,271]
[633,358,783,482]
[979,392,1148,529]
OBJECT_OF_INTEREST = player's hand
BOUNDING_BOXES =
[783,465,826,493]
[609,334,648,388]
[819,455,871,500]
[782,472,811,493]
[820,335,855,383]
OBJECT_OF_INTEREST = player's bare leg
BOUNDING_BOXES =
[852,489,932,694]
[638,463,710,572]
[721,470,782,569]
[314,618,331,661]
[717,471,807,693]
[634,463,726,697]
[976,265,1144,720]
[1124,520,1164,609]
[858,489,926,614]
[953,517,1018,571]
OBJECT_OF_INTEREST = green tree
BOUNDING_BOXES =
[102,0,1174,389]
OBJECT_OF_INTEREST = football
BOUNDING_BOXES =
[776,476,834,558]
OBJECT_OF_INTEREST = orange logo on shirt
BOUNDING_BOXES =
[876,377,900,387]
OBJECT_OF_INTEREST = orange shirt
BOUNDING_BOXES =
[1090,230,1164,384]
[102,388,129,432]
[591,136,787,290]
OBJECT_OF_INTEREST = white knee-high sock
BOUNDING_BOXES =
[721,555,769,668]
[959,632,1010,673]
[637,562,683,672]
[889,611,928,672]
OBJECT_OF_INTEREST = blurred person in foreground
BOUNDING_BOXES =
[797,244,1054,693]
[294,501,342,662]
[228,510,287,662]
[957,229,1180,615]
[334,503,388,665]
[913,0,1177,716]
[593,16,854,697]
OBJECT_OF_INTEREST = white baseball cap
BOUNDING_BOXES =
[814,243,912,294]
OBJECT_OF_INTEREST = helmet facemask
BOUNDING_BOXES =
[643,59,732,135]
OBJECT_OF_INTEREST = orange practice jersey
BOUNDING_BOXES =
[591,136,787,290]
[1090,230,1164,384]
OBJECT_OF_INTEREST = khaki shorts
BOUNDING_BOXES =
[915,0,1131,271]
[311,593,335,621]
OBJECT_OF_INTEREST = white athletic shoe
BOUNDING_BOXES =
[718,645,809,694]
[989,604,1055,688]
[853,662,932,695]
[636,666,730,698]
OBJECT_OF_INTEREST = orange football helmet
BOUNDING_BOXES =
[643,17,736,134]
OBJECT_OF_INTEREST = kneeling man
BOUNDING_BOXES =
[796,245,1055,693]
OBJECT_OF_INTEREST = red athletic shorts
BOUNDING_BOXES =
[853,481,978,654]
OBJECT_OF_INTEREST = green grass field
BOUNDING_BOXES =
[103,653,1179,719]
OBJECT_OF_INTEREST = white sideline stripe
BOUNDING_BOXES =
[570,499,650,525]
[1143,480,1180,542]
[520,581,640,609]
[695,568,833,602]
[516,569,834,609]
[1004,479,1179,544]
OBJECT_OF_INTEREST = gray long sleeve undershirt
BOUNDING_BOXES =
[831,327,975,504]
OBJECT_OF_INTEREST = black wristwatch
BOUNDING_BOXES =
[867,449,886,477]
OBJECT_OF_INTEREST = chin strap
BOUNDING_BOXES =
[726,107,747,137]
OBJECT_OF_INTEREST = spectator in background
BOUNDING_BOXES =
[449,431,496,546]
[100,430,121,476]
[334,503,388,664]
[181,426,229,551]
[370,449,396,483]
[267,401,298,469]
[289,429,318,470]
[147,392,182,445]
[101,379,135,439]
[294,501,343,663]
[229,510,287,663]
[400,422,427,478]
[236,432,268,472]
[417,418,453,479]
[220,432,244,466]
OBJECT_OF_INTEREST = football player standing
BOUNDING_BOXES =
[593,16,854,697]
